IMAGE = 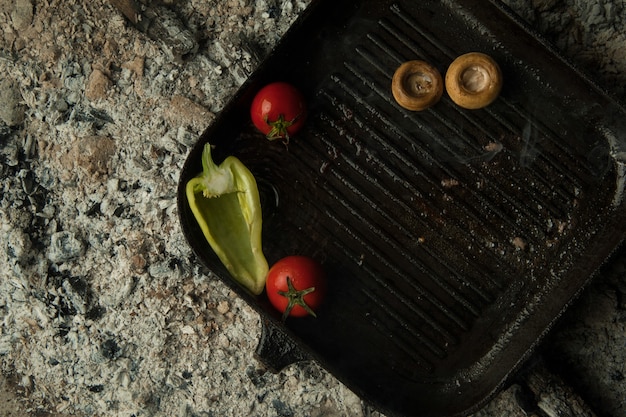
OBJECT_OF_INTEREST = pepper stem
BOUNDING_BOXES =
[201,143,217,173]
[278,276,317,321]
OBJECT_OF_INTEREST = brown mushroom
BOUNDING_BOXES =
[391,60,443,111]
[445,52,502,109]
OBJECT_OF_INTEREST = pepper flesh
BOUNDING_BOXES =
[186,144,268,295]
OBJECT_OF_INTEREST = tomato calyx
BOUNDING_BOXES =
[277,276,317,321]
[264,113,302,143]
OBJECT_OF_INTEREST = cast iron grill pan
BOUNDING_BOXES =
[177,0,626,416]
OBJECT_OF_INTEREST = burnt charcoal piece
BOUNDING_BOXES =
[101,338,122,360]
[85,305,106,321]
[88,384,105,393]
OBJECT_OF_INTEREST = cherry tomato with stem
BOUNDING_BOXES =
[250,82,307,142]
[265,256,326,321]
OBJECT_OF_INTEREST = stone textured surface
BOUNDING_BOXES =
[1,0,625,416]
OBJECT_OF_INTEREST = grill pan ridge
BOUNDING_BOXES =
[177,1,626,416]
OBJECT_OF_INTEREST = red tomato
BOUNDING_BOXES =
[266,256,326,320]
[250,82,307,141]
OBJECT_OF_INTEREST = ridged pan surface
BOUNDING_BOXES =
[177,0,626,416]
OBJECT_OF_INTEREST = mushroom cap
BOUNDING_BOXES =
[392,60,444,111]
[445,52,502,110]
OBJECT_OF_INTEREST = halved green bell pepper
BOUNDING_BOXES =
[186,144,268,295]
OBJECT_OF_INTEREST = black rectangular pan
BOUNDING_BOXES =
[177,0,626,416]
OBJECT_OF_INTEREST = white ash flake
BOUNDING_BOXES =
[1,0,626,417]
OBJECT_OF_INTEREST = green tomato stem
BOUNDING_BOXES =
[277,276,317,321]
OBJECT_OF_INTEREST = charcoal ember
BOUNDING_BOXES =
[88,384,104,393]
[0,78,26,127]
[7,0,34,31]
[0,123,12,140]
[111,0,198,61]
[47,231,85,264]
[5,228,32,264]
[84,69,111,101]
